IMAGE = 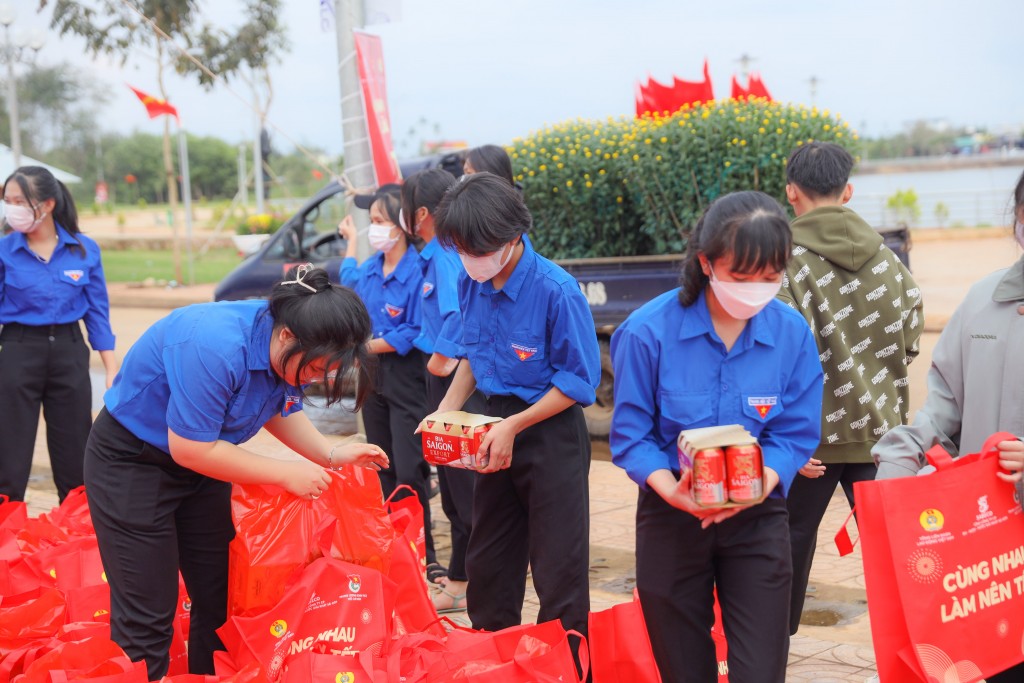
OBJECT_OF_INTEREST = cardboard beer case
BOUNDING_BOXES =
[421,411,503,469]
[677,424,765,508]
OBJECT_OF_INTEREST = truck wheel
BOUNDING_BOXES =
[584,338,614,438]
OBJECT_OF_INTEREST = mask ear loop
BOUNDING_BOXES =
[281,262,317,293]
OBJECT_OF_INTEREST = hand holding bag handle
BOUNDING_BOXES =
[924,431,1017,471]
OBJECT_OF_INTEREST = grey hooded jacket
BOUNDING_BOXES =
[873,255,1024,506]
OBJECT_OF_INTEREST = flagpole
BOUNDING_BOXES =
[176,120,195,286]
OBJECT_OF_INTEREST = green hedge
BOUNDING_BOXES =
[508,99,859,259]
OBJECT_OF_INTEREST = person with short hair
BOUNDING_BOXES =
[84,265,388,679]
[431,173,600,668]
[0,165,118,502]
[779,141,923,635]
[611,191,823,682]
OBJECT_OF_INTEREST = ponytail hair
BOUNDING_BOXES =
[268,265,376,408]
[3,166,85,257]
[678,191,792,307]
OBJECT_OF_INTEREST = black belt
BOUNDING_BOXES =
[0,322,82,341]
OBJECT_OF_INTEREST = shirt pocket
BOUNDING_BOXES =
[741,391,784,427]
[658,391,714,434]
[500,333,546,384]
[58,268,90,287]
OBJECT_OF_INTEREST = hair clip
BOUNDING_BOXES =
[281,263,317,293]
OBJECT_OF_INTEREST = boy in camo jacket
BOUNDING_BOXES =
[778,142,924,635]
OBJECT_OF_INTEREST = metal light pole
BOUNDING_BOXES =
[0,2,45,168]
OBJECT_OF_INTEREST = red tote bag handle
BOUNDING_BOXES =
[925,431,1017,471]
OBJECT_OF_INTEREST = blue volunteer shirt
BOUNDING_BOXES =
[610,288,823,498]
[0,225,116,350]
[104,300,303,453]
[413,239,465,357]
[457,238,600,406]
[340,247,423,356]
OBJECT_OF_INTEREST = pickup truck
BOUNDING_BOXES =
[214,181,910,436]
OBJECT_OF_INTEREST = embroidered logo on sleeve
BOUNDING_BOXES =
[747,396,777,419]
[283,394,302,415]
[422,282,435,297]
[384,303,404,318]
[63,269,84,281]
[511,343,537,361]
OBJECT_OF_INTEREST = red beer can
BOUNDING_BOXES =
[726,443,764,503]
[692,447,727,506]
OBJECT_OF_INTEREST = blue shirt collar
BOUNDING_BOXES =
[489,236,534,302]
[419,239,439,261]
[678,289,776,349]
[371,245,421,283]
[11,222,69,255]
[248,307,274,372]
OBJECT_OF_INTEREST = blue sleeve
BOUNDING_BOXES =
[339,256,360,288]
[81,243,116,351]
[382,269,425,356]
[547,282,600,406]
[609,322,669,489]
[432,264,466,358]
[163,340,239,443]
[760,324,824,497]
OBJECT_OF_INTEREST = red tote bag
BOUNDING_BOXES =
[588,593,661,683]
[857,432,1024,682]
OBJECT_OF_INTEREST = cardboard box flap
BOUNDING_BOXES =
[423,410,503,433]
[678,424,757,452]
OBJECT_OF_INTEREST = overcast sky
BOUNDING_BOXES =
[14,0,1023,157]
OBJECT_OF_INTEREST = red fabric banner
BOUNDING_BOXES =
[353,31,401,185]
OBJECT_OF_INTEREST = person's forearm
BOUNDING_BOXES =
[263,412,332,467]
[367,338,396,354]
[168,431,297,486]
[501,386,575,435]
[437,360,477,413]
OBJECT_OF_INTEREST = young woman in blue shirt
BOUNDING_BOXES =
[83,265,388,679]
[610,191,823,683]
[338,189,436,569]
[0,166,118,502]
[431,173,601,664]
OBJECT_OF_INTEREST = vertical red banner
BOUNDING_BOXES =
[353,31,401,185]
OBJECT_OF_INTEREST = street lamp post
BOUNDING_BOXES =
[0,2,45,168]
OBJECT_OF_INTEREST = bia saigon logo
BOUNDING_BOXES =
[348,574,362,593]
[270,619,288,638]
[919,508,945,532]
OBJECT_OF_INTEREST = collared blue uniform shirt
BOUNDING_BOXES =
[413,239,464,357]
[456,238,600,406]
[610,288,823,498]
[0,225,116,350]
[340,247,423,356]
[104,300,302,453]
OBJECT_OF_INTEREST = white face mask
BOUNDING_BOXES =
[707,265,782,320]
[460,242,515,283]
[1015,220,1024,250]
[4,203,44,233]
[368,223,400,253]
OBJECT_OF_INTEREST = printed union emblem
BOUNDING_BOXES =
[747,396,777,419]
[336,673,356,683]
[384,303,404,318]
[422,282,434,296]
[93,608,109,618]
[348,574,362,593]
[919,508,944,532]
[511,343,537,361]
[63,269,84,281]
[270,619,287,638]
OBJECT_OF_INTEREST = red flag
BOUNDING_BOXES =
[731,74,750,100]
[635,59,715,117]
[747,72,773,100]
[353,31,401,185]
[127,85,179,122]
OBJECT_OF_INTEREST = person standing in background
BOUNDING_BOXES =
[778,142,923,635]
[0,166,119,502]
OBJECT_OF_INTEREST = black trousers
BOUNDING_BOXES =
[786,461,876,634]
[424,364,483,582]
[362,350,434,563]
[636,489,791,683]
[0,322,92,502]
[84,408,234,680]
[466,395,591,641]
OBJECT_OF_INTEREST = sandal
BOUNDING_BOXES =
[426,562,449,585]
[432,587,467,614]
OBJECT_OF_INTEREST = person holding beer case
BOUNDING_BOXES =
[610,191,823,682]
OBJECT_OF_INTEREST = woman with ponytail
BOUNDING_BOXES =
[83,264,388,679]
[0,166,118,502]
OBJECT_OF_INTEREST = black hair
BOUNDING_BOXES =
[434,172,532,256]
[3,166,85,257]
[370,191,407,245]
[466,145,515,188]
[268,265,375,408]
[400,168,457,235]
[1014,168,1024,222]
[785,142,854,200]
[678,191,792,307]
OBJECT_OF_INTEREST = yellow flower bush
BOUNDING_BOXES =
[507,98,857,259]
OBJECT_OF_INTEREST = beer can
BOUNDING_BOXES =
[726,443,763,503]
[692,447,727,506]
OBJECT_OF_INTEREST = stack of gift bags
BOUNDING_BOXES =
[1,465,726,682]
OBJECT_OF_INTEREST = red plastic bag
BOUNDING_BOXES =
[64,584,111,624]
[0,588,67,655]
[38,486,95,537]
[13,636,148,683]
[280,641,375,683]
[315,466,397,574]
[386,484,426,560]
[589,593,661,683]
[0,495,28,532]
[218,557,395,682]
[857,432,1024,682]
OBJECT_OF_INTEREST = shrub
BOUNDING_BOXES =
[236,210,286,235]
[508,98,859,259]
[886,189,921,226]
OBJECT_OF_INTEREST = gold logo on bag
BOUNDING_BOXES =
[336,673,355,683]
[919,508,945,532]
[270,619,287,637]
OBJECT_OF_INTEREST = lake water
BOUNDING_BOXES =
[847,164,1021,229]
